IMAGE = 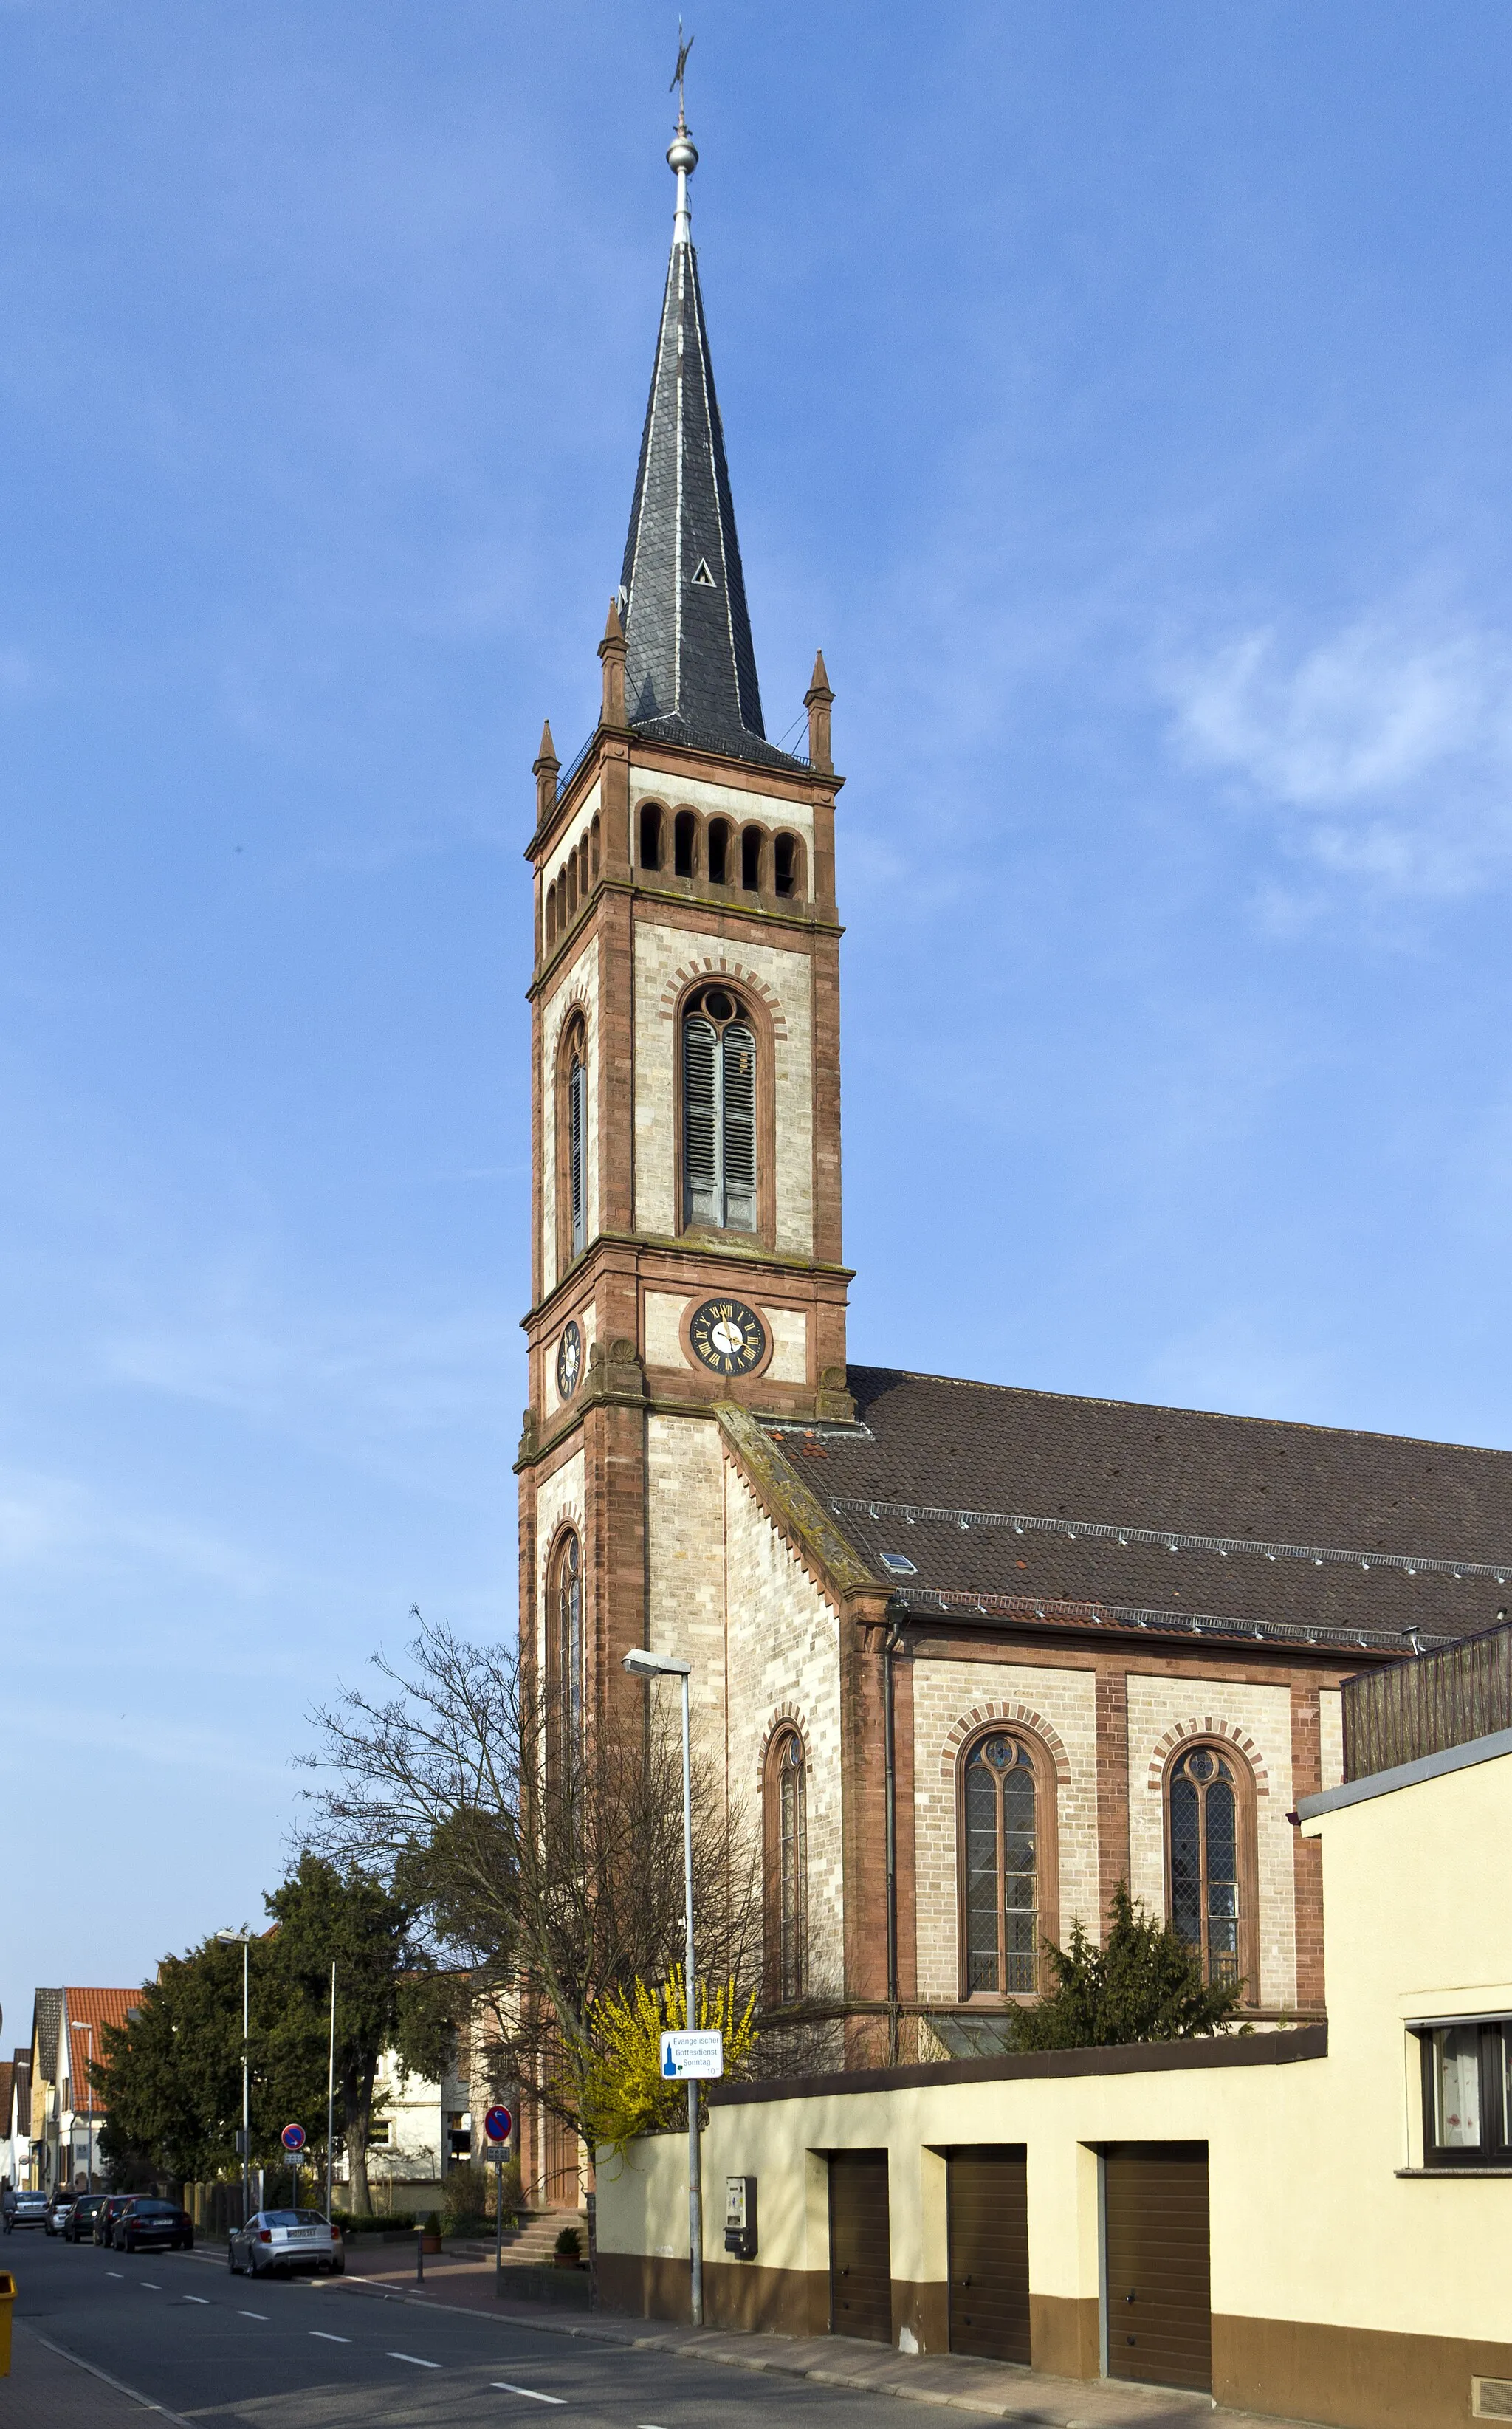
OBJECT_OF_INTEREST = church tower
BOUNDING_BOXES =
[517,91,855,2002]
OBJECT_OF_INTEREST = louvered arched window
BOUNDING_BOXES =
[682,987,757,1232]
[568,1045,588,1257]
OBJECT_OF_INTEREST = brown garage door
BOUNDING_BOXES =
[946,2147,1031,2363]
[828,2151,892,2343]
[1103,2143,1211,2394]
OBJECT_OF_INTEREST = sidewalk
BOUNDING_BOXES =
[0,2320,185,2425]
[330,2261,1328,2429]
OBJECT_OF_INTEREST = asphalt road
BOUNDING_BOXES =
[4,2232,1002,2428]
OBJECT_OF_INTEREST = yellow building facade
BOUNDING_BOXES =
[597,1722,1512,2428]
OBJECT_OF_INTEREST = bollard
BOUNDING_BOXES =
[416,2224,424,2284]
[0,2269,14,2377]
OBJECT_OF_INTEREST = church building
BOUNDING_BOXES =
[515,104,1512,2202]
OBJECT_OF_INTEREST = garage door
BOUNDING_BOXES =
[946,2147,1031,2364]
[1103,2143,1211,2394]
[828,2151,892,2343]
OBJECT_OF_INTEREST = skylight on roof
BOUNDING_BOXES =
[879,1551,917,1576]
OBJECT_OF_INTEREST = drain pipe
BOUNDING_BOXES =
[883,1615,902,2066]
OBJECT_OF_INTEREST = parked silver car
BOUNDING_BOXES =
[228,2208,343,2278]
[44,2193,77,2237]
[10,2188,49,2228]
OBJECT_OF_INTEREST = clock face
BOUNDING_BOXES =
[556,1320,583,1399]
[689,1296,767,1378]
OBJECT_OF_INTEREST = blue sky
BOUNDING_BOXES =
[7,0,1512,2040]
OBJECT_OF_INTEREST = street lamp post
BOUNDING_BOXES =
[325,1962,337,2224]
[217,1930,255,2227]
[69,2021,94,2191]
[622,1647,701,2326]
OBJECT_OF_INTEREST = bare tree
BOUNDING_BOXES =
[302,1618,759,2142]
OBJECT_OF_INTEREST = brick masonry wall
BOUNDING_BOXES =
[646,1413,728,1753]
[642,1410,844,1996]
[534,1445,586,1682]
[542,776,603,894]
[540,932,602,1301]
[722,1450,845,1996]
[541,1297,597,1422]
[633,918,814,1253]
[910,1657,1100,2004]
[1125,1673,1296,2009]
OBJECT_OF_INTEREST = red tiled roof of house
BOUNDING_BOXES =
[63,1987,144,2081]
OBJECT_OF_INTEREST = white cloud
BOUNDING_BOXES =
[1166,611,1512,896]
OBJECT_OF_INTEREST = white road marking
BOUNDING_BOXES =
[311,2331,351,2343]
[390,2351,442,2368]
[493,2385,567,2405]
[106,2271,123,2279]
[238,2309,269,2320]
[140,2281,161,2290]
[185,2296,209,2306]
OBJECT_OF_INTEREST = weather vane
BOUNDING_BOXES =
[670,20,694,119]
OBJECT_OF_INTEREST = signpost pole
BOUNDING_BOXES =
[679,1666,703,2329]
[622,1649,702,2330]
[481,2107,514,2287]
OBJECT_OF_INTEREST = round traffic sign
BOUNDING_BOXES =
[483,2104,513,2145]
[281,2122,306,2152]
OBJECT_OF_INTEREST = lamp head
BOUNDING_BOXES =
[622,1649,693,1680]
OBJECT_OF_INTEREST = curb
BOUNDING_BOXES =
[324,2284,1105,2425]
[16,2322,198,2425]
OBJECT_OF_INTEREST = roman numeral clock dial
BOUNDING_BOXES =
[689,1296,767,1378]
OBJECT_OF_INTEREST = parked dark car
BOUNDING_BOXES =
[10,2188,49,2228]
[114,2197,193,2253]
[94,2194,135,2246]
[66,2193,107,2242]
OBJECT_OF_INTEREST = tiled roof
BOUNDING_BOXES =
[62,1987,144,2085]
[763,1367,1512,1652]
[31,1990,62,2083]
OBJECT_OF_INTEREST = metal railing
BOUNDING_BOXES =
[1342,1618,1512,1779]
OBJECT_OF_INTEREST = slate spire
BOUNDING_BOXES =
[619,101,797,769]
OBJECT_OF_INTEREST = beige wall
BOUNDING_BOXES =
[597,1743,1512,2426]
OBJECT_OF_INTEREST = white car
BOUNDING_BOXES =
[44,2195,77,2237]
[228,2208,344,2278]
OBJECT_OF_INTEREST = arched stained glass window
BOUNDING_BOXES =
[764,1728,807,2003]
[963,1734,1038,1996]
[683,988,757,1231]
[551,1530,583,1778]
[1169,1745,1240,1986]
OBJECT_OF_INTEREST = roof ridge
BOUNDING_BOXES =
[848,1363,1512,1464]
